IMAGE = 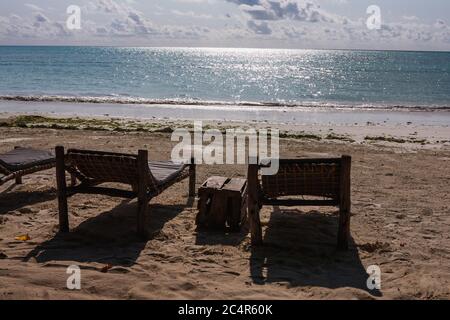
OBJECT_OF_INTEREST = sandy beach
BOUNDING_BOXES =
[1,114,449,300]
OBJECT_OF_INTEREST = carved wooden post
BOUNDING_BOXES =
[70,174,77,187]
[337,155,351,250]
[248,159,263,245]
[55,146,69,233]
[137,150,149,239]
[14,147,22,184]
[15,175,22,185]
[189,157,196,198]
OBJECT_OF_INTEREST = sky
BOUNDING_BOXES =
[0,0,449,51]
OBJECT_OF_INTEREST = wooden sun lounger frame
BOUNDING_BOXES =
[247,156,351,250]
[0,146,55,187]
[55,146,196,238]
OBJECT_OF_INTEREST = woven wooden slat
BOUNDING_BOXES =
[261,161,340,199]
[0,161,55,186]
[65,149,160,193]
[64,149,190,197]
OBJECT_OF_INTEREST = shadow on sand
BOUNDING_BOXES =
[0,188,57,215]
[250,207,382,297]
[24,200,188,267]
[195,227,249,246]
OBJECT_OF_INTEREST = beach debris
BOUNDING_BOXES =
[325,133,355,143]
[15,234,31,241]
[365,135,427,144]
[365,135,407,144]
[280,131,322,141]
[154,126,173,133]
[395,213,406,220]
[3,115,176,134]
[100,264,113,273]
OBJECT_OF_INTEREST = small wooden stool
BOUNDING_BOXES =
[196,176,248,231]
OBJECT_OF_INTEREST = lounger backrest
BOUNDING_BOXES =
[261,158,342,199]
[65,149,157,189]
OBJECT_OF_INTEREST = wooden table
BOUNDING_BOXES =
[196,176,248,231]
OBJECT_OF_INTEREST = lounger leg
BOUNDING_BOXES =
[137,194,149,239]
[55,146,69,233]
[248,163,263,245]
[337,155,352,250]
[189,157,196,198]
[338,207,351,250]
[137,150,149,239]
[70,174,77,187]
[13,146,23,185]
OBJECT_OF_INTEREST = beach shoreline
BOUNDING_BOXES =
[1,111,449,151]
[1,100,450,127]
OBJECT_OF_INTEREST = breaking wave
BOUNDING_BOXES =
[0,95,449,112]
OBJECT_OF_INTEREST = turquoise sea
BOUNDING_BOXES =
[0,46,449,109]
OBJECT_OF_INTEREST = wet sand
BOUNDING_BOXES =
[1,100,450,126]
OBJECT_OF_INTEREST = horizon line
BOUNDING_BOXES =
[0,44,449,54]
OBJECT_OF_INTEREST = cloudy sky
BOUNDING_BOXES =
[0,0,449,50]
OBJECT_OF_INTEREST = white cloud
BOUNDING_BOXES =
[0,0,448,50]
[247,20,271,34]
[24,3,44,12]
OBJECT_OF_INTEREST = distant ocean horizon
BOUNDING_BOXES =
[0,46,449,111]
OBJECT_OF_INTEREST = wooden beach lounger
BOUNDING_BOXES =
[0,147,55,187]
[247,156,351,250]
[55,146,196,238]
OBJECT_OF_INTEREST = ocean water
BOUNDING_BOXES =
[0,46,449,109]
